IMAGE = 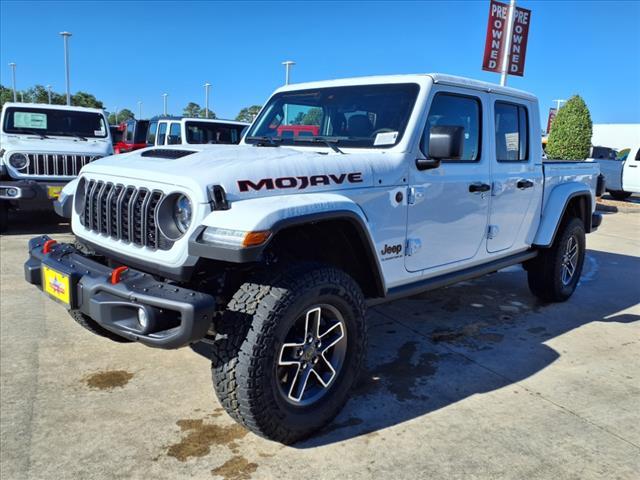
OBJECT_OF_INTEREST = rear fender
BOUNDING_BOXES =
[533,182,593,247]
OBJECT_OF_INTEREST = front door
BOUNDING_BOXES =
[405,89,491,272]
[487,97,542,253]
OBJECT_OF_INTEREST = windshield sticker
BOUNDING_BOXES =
[14,112,47,129]
[374,131,399,146]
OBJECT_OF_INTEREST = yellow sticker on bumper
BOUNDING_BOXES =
[42,265,71,306]
[47,186,63,199]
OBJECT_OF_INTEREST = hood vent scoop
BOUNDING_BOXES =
[140,149,196,159]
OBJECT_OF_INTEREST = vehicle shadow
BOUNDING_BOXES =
[1,210,70,236]
[301,248,639,447]
[191,249,639,448]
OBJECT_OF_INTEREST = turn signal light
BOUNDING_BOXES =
[42,239,57,254]
[110,266,129,284]
[243,230,272,247]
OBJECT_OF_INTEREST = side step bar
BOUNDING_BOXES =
[368,250,537,306]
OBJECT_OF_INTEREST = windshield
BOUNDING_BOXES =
[186,121,244,144]
[246,83,420,148]
[3,106,108,138]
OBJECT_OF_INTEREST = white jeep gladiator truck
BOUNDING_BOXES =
[0,102,112,231]
[25,74,602,443]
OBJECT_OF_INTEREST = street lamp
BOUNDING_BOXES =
[138,101,142,119]
[282,61,295,124]
[162,93,168,116]
[8,63,17,101]
[46,85,52,104]
[553,99,566,111]
[282,60,295,85]
[59,31,72,105]
[204,82,211,118]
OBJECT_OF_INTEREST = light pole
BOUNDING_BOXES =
[282,60,295,85]
[46,85,52,104]
[20,92,24,103]
[282,60,295,124]
[59,31,72,105]
[499,0,516,86]
[162,93,168,116]
[8,63,17,101]
[553,99,566,111]
[138,101,142,119]
[204,82,211,118]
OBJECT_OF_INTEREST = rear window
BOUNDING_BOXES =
[185,121,244,144]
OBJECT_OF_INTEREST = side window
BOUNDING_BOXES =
[495,102,529,162]
[125,123,134,142]
[157,122,167,145]
[168,122,181,144]
[422,93,481,161]
[146,121,158,145]
[635,148,640,161]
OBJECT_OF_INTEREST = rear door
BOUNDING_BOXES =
[405,88,491,272]
[487,97,542,253]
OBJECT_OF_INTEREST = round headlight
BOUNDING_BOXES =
[174,195,192,233]
[9,153,28,170]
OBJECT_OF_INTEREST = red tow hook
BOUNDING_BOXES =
[110,266,129,284]
[42,239,57,254]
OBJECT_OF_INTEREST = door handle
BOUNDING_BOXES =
[517,179,534,189]
[629,164,638,168]
[469,182,491,193]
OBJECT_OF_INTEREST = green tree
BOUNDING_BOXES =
[301,107,322,125]
[183,102,202,118]
[236,105,261,123]
[71,91,104,108]
[108,108,135,124]
[0,85,13,109]
[546,95,593,160]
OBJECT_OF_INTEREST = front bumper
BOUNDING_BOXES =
[0,179,66,210]
[24,236,216,349]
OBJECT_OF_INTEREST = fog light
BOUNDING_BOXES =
[137,308,149,330]
[7,188,19,197]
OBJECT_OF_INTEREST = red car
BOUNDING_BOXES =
[113,119,150,154]
[276,124,319,138]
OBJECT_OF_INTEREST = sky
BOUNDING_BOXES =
[1,0,639,124]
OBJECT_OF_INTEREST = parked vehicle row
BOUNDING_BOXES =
[25,73,603,443]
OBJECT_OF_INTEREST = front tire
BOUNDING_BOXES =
[211,264,366,443]
[527,217,586,302]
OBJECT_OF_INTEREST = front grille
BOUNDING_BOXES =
[23,152,99,176]
[80,179,166,250]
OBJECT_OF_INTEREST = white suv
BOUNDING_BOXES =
[0,102,112,230]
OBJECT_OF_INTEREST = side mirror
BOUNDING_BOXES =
[416,125,464,171]
[428,125,464,160]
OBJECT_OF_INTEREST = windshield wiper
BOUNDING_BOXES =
[22,129,49,139]
[47,131,88,141]
[245,136,282,147]
[293,136,344,154]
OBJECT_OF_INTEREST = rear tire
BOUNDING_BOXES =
[211,263,366,443]
[609,190,632,200]
[527,217,586,302]
[69,310,133,343]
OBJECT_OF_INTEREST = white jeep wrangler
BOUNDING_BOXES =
[0,102,112,231]
[25,74,603,443]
